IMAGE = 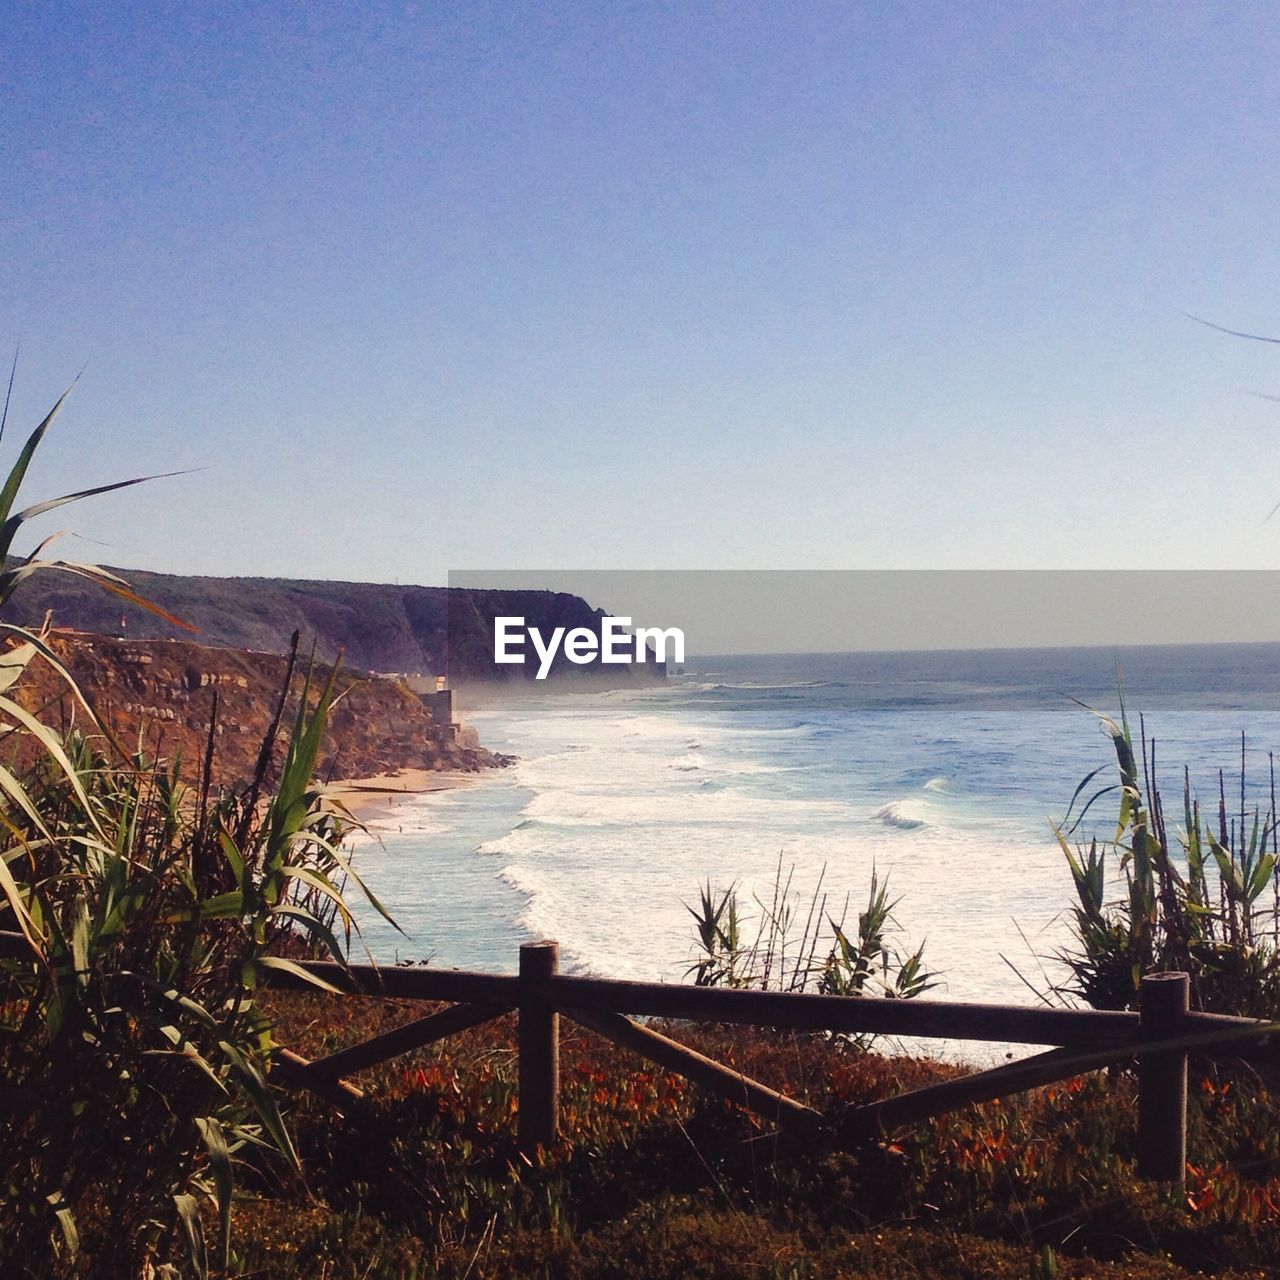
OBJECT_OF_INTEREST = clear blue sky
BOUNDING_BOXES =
[4,2,1280,582]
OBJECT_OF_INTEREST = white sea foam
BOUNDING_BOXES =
[359,647,1280,1040]
[447,684,1078,1005]
[872,800,930,830]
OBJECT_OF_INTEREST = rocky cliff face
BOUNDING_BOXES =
[15,631,504,787]
[7,570,666,683]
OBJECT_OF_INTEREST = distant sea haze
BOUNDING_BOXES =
[353,643,1280,1028]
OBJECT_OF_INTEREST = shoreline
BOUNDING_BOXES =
[325,768,479,826]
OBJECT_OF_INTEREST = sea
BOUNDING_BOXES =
[349,643,1280,1036]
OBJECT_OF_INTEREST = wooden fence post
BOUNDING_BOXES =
[1138,970,1189,1184]
[518,940,559,1154]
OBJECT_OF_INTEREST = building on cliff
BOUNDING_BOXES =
[401,673,458,741]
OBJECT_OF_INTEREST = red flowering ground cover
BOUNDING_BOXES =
[226,991,1280,1278]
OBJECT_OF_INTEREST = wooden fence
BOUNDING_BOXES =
[257,940,1280,1187]
[4,925,1275,1184]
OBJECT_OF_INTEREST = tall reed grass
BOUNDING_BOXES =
[1056,697,1280,1016]
[0,382,383,1277]
[685,857,936,1047]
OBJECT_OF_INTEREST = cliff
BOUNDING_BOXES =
[6,569,665,683]
[15,631,505,788]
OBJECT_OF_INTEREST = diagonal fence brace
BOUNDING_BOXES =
[567,1007,825,1138]
[306,1002,513,1081]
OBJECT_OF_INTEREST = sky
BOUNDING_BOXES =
[5,2,1280,584]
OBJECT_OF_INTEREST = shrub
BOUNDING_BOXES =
[1057,698,1280,1016]
[684,857,936,1046]
[0,383,382,1276]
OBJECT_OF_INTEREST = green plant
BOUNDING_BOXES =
[0,382,387,1276]
[684,880,745,988]
[0,375,193,623]
[1030,1243,1059,1279]
[1056,697,1280,1016]
[684,857,937,1040]
[819,867,936,1002]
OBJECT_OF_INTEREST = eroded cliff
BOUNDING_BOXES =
[15,631,504,787]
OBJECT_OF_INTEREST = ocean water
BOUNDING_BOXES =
[350,644,1280,1022]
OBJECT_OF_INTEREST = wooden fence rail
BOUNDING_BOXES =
[260,943,1280,1188]
[3,930,1277,1186]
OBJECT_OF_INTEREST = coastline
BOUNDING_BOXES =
[325,768,478,826]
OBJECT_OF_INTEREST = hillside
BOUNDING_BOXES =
[15,630,506,787]
[7,568,665,682]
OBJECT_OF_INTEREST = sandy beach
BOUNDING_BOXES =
[324,768,477,828]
